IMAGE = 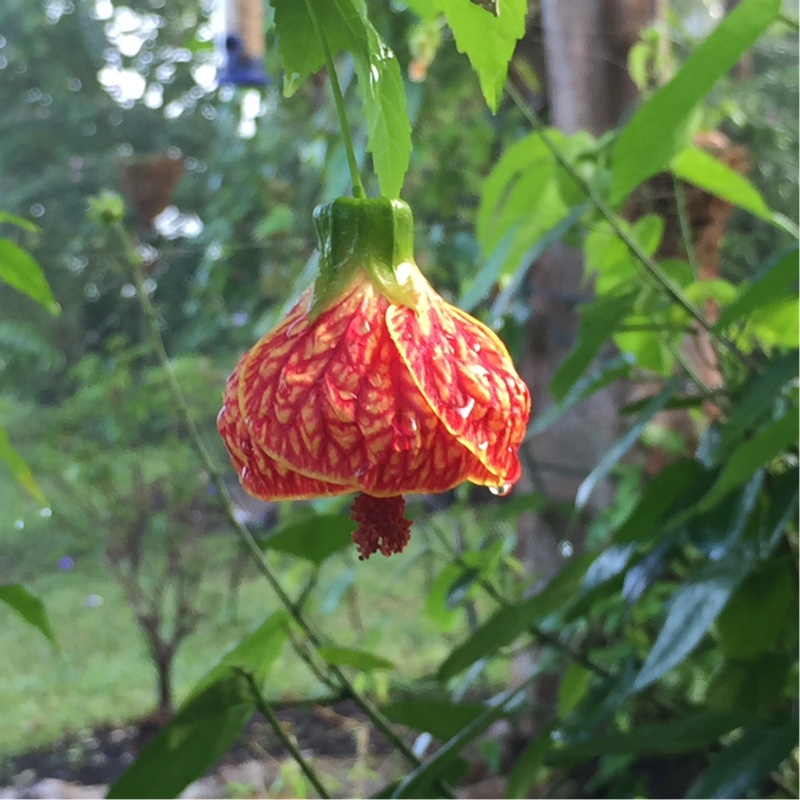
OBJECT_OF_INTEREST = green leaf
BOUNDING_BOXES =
[506,728,554,799]
[557,663,592,718]
[548,711,748,765]
[108,613,287,799]
[717,558,795,660]
[717,350,798,461]
[426,563,469,631]
[317,644,394,671]
[270,0,410,198]
[0,584,55,644]
[437,0,526,111]
[686,714,797,799]
[351,23,411,198]
[391,686,527,798]
[381,699,486,741]
[614,460,708,543]
[610,0,781,203]
[631,553,753,693]
[670,147,781,226]
[0,238,60,314]
[715,249,798,331]
[437,554,592,681]
[259,514,354,564]
[0,425,46,504]
[551,292,637,401]
[706,654,792,714]
[701,410,799,511]
[576,379,679,509]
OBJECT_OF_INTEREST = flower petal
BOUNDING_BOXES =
[387,286,530,484]
[237,278,493,496]
[218,359,351,500]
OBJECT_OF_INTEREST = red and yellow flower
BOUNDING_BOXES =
[217,197,530,559]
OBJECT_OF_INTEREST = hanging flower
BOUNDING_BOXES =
[217,198,531,559]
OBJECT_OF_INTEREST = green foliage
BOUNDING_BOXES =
[0,584,54,644]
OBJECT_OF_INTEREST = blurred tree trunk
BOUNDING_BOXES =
[512,0,654,723]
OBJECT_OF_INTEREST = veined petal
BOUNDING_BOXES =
[218,359,352,500]
[387,275,530,484]
[235,274,500,497]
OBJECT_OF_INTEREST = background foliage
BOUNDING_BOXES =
[0,0,797,797]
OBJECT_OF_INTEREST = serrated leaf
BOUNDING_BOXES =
[271,0,410,198]
[0,238,60,314]
[260,513,354,564]
[317,644,394,671]
[108,613,287,799]
[686,714,797,799]
[610,0,781,203]
[0,426,46,504]
[701,410,799,511]
[381,699,485,741]
[351,24,411,197]
[0,584,55,644]
[551,292,637,400]
[631,553,753,693]
[437,0,526,111]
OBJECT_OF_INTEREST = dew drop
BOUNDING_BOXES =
[355,318,371,335]
[477,440,489,451]
[472,342,481,353]
[455,397,475,419]
[489,482,512,497]
[558,540,574,558]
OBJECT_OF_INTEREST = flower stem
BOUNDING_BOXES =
[303,0,366,199]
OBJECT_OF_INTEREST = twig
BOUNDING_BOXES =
[238,668,332,799]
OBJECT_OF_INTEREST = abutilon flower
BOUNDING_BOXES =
[217,197,531,560]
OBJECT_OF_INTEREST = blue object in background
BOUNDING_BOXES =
[218,32,269,87]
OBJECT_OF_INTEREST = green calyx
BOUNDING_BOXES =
[309,197,419,319]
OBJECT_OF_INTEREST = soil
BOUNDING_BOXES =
[0,700,400,798]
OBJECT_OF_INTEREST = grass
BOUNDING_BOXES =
[0,522,481,757]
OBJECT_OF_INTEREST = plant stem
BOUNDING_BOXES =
[239,669,332,800]
[303,0,366,199]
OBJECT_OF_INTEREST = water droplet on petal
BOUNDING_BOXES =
[489,482,512,497]
[472,342,481,353]
[477,440,489,451]
[455,397,475,419]
[355,318,371,335]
